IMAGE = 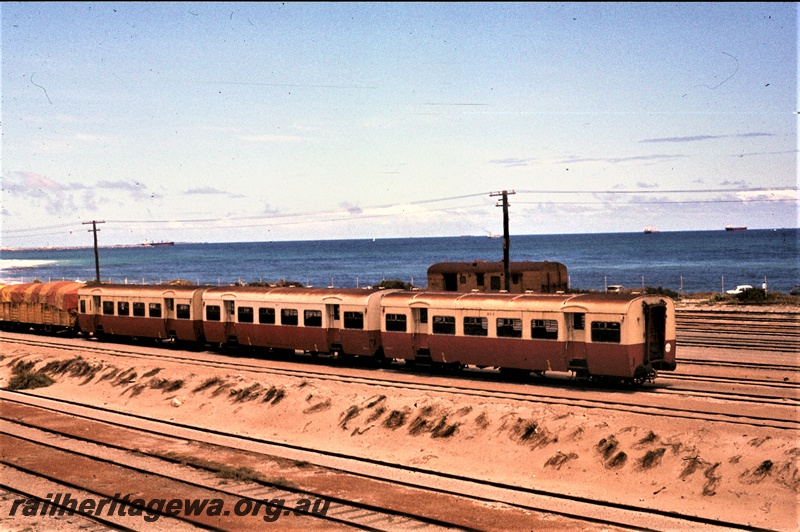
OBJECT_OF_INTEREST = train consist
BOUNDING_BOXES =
[0,281,677,384]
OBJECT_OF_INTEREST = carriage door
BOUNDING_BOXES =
[644,303,667,365]
[565,312,587,375]
[326,304,342,351]
[164,297,175,339]
[92,295,102,331]
[412,307,429,353]
[223,299,235,341]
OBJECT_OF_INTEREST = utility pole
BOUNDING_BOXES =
[489,190,515,291]
[83,220,105,284]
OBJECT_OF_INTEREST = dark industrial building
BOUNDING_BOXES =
[427,261,568,293]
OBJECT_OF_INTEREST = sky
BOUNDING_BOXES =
[2,2,798,248]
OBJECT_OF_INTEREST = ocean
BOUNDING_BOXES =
[1,229,798,294]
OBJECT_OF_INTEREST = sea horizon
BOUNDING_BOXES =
[2,228,798,294]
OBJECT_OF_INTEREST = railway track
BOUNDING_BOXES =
[0,392,759,532]
[675,308,800,352]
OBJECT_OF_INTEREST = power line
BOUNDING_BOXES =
[3,188,796,238]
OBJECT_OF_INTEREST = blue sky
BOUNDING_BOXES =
[2,2,797,248]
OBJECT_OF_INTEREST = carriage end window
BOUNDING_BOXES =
[102,301,115,315]
[149,303,162,318]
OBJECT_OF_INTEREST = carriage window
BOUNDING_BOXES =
[117,301,130,316]
[259,307,275,324]
[206,305,220,321]
[419,308,428,324]
[238,306,254,323]
[497,317,522,338]
[592,322,621,343]
[385,313,407,332]
[304,310,323,327]
[281,308,298,326]
[332,304,340,321]
[532,319,559,340]
[80,300,86,313]
[133,302,146,317]
[344,311,364,330]
[432,315,456,335]
[102,301,115,315]
[573,313,585,330]
[176,304,190,319]
[149,303,162,318]
[463,316,488,336]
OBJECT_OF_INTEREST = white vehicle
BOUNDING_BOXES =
[726,284,754,295]
[606,285,625,293]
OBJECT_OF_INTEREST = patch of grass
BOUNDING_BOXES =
[430,417,459,438]
[474,412,490,430]
[149,378,184,393]
[303,398,331,414]
[383,409,408,429]
[637,431,658,446]
[365,406,386,423]
[703,463,721,496]
[606,451,628,469]
[230,383,263,402]
[638,448,666,470]
[339,405,361,430]
[193,376,224,393]
[157,451,268,484]
[597,435,620,460]
[216,465,264,482]
[262,386,286,405]
[6,362,55,390]
[680,456,708,480]
[544,451,579,470]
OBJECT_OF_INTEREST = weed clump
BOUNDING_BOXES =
[6,362,54,390]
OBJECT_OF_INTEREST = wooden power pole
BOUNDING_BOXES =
[83,220,105,283]
[489,190,515,291]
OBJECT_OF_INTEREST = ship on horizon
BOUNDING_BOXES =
[140,239,175,247]
[725,225,747,232]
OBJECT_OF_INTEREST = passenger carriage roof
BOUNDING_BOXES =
[201,286,400,304]
[78,284,205,298]
[380,291,671,313]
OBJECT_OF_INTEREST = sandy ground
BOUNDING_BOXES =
[1,340,798,531]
